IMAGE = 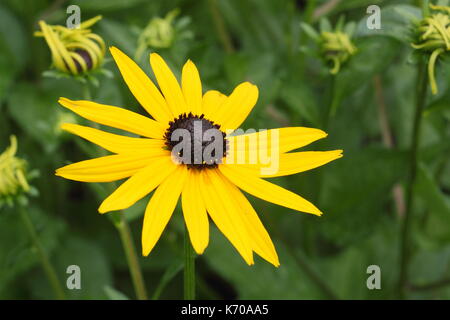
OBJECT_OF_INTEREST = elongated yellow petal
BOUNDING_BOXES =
[226,127,328,163]
[39,21,72,74]
[262,150,342,177]
[142,165,188,256]
[221,175,280,266]
[181,170,209,254]
[202,90,227,123]
[219,164,322,216]
[55,154,153,182]
[150,53,188,116]
[232,150,343,178]
[182,60,202,116]
[59,98,166,139]
[214,82,258,130]
[201,169,254,265]
[61,123,166,155]
[98,156,177,213]
[109,47,172,123]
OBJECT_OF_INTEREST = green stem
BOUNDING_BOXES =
[290,247,339,299]
[82,82,92,100]
[323,74,337,130]
[116,214,148,300]
[398,61,428,299]
[183,224,195,299]
[18,204,66,300]
[207,0,235,54]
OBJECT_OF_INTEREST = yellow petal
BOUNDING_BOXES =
[61,123,166,155]
[55,154,153,182]
[221,175,280,267]
[219,164,322,216]
[150,53,188,117]
[182,60,202,116]
[226,127,328,163]
[59,97,166,139]
[38,21,73,74]
[98,156,177,213]
[181,169,209,254]
[232,150,343,178]
[109,46,172,123]
[201,169,254,265]
[214,82,258,131]
[202,90,227,123]
[142,165,188,256]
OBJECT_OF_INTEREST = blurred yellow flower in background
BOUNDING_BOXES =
[0,136,29,205]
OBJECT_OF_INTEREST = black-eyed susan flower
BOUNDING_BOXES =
[56,47,342,266]
[35,16,105,75]
[412,4,450,94]
[0,136,31,207]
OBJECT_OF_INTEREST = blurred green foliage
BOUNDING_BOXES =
[0,0,450,300]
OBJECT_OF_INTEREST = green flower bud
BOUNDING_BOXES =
[0,136,30,207]
[320,31,357,75]
[411,4,450,94]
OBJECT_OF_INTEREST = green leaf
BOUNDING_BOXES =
[6,83,62,153]
[76,0,149,11]
[332,36,401,113]
[300,23,319,41]
[104,285,130,300]
[203,227,324,299]
[317,148,408,247]
[356,4,421,43]
[416,163,450,242]
[50,235,113,299]
[151,258,183,300]
[0,207,66,298]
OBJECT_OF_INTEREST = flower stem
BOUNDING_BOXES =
[398,60,428,299]
[207,0,235,54]
[183,224,195,300]
[115,213,148,300]
[323,74,337,130]
[18,204,66,300]
[82,82,92,100]
[291,249,339,299]
[373,75,406,217]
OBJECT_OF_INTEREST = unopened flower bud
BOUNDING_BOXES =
[35,16,105,75]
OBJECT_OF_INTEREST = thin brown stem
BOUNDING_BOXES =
[373,75,406,217]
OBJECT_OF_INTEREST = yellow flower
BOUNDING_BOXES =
[412,4,450,94]
[56,47,342,266]
[0,136,29,202]
[35,16,105,75]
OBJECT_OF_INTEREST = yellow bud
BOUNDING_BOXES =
[35,16,105,75]
[0,136,30,201]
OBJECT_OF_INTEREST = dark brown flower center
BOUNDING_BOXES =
[164,113,227,169]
